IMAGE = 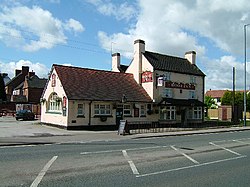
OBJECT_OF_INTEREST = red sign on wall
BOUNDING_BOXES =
[141,71,153,83]
[63,96,67,108]
[51,74,56,87]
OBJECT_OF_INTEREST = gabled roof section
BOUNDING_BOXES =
[143,51,205,76]
[53,64,152,102]
[27,75,47,89]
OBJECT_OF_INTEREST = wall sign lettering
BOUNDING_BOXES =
[165,81,195,90]
[142,71,153,83]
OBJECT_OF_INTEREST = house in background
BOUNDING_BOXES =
[5,66,47,116]
[205,89,228,107]
[41,39,205,129]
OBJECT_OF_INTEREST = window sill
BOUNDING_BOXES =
[140,115,146,117]
[46,111,62,114]
[124,115,133,118]
[93,115,113,118]
[77,115,85,118]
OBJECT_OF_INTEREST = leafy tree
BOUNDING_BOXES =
[221,91,244,106]
[0,74,7,102]
[205,95,217,109]
[221,91,232,105]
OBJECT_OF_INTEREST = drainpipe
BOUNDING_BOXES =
[88,101,92,126]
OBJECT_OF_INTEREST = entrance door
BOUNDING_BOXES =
[116,108,123,126]
[181,109,187,127]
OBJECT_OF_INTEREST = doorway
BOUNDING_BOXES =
[116,108,123,126]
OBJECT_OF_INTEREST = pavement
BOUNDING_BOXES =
[1,116,250,146]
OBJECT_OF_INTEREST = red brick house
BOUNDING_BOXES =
[5,66,47,116]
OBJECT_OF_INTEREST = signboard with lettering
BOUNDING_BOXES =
[118,120,127,135]
[141,71,153,83]
[165,81,195,90]
[51,74,56,87]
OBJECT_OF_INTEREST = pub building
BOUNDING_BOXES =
[41,39,205,129]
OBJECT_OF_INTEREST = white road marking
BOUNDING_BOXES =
[122,150,139,175]
[0,144,52,149]
[80,145,168,155]
[209,142,241,156]
[136,155,246,178]
[170,145,199,164]
[30,156,58,187]
[233,139,250,145]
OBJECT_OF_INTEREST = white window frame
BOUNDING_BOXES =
[190,75,196,84]
[94,104,111,115]
[189,107,202,119]
[123,104,131,116]
[164,72,171,81]
[160,106,176,120]
[48,93,62,113]
[140,105,146,116]
[77,104,85,116]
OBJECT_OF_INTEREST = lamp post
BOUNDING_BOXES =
[244,24,250,127]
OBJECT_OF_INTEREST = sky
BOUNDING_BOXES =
[1,0,250,92]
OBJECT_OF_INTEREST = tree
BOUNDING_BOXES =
[0,74,7,102]
[205,95,217,109]
[221,91,232,105]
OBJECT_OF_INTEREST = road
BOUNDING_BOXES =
[1,130,250,187]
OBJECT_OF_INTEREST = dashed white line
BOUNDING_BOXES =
[209,142,241,156]
[170,145,199,164]
[30,156,58,187]
[80,145,168,155]
[136,155,246,178]
[122,150,139,175]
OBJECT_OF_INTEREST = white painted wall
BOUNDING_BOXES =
[41,68,68,127]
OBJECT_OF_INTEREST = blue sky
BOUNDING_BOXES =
[1,0,250,91]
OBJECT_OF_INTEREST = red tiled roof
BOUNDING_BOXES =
[53,64,152,102]
[205,90,228,98]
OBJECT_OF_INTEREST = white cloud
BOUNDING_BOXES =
[97,0,250,90]
[0,5,84,52]
[86,0,137,21]
[0,60,49,79]
[203,55,250,91]
[65,18,85,33]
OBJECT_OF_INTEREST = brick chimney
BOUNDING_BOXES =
[21,66,29,76]
[185,51,196,65]
[15,70,21,76]
[111,53,121,72]
[134,39,145,84]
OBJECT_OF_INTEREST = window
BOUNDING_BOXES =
[48,93,62,113]
[189,91,196,99]
[160,106,176,120]
[94,104,111,115]
[162,89,173,98]
[190,75,196,84]
[77,104,84,115]
[189,107,202,119]
[123,104,131,116]
[164,72,171,81]
[140,105,146,116]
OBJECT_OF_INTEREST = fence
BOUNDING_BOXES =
[126,121,219,134]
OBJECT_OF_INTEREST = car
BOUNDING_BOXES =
[16,110,35,121]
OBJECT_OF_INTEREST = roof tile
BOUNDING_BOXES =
[54,64,152,102]
[143,51,205,76]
